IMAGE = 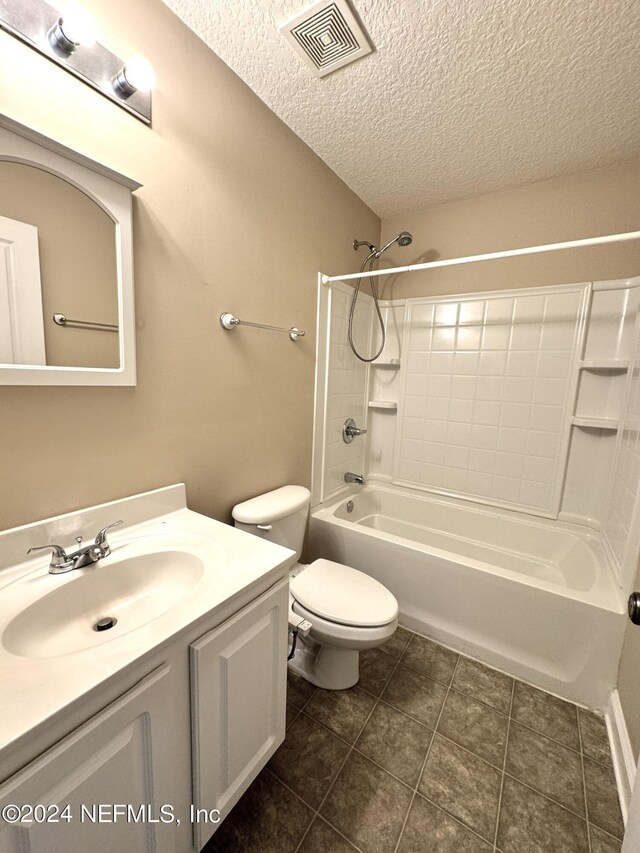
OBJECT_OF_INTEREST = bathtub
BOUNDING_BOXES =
[307,483,626,708]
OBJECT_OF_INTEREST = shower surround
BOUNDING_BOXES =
[310,276,640,708]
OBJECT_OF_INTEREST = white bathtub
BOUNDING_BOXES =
[307,483,626,708]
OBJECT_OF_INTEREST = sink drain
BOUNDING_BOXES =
[93,616,118,632]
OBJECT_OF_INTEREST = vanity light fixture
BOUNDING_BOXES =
[0,0,154,124]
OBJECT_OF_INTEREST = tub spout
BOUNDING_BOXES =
[344,472,366,485]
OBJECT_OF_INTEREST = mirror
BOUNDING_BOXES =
[0,115,140,385]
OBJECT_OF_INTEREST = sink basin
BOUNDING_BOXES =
[2,549,205,658]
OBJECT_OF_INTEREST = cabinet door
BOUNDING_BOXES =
[0,665,176,853]
[190,578,288,849]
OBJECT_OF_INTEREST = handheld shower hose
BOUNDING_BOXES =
[348,232,412,362]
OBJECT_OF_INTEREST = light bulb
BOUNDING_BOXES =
[59,4,97,46]
[122,55,155,92]
[112,55,156,99]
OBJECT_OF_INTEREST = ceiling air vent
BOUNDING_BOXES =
[279,0,374,79]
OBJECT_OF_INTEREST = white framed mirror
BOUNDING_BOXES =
[0,115,140,385]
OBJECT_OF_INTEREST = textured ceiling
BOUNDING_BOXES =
[162,0,640,217]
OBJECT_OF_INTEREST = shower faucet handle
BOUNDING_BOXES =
[343,417,367,444]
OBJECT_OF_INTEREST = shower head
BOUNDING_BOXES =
[375,231,413,258]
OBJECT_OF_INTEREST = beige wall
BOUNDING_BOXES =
[619,560,640,758]
[0,162,118,368]
[380,160,640,300]
[0,0,379,530]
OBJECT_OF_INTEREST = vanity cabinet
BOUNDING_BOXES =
[190,578,288,849]
[0,665,176,853]
[0,578,289,852]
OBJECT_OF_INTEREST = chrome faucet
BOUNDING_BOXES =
[27,521,124,574]
[344,472,366,485]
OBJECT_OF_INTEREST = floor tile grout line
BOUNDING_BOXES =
[446,681,512,717]
[296,708,364,750]
[423,728,505,772]
[348,746,424,793]
[307,814,364,853]
[368,694,440,733]
[262,765,335,848]
[263,769,362,852]
[286,699,302,726]
[393,655,459,690]
[299,686,317,712]
[577,704,593,853]
[500,770,592,824]
[493,677,515,849]
[588,823,626,844]
[292,656,403,853]
[390,722,435,851]
[508,714,586,757]
[392,652,461,853]
[580,750,615,770]
[378,636,412,663]
[412,788,501,848]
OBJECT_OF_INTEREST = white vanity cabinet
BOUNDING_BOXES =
[0,665,177,853]
[0,578,289,852]
[190,577,289,849]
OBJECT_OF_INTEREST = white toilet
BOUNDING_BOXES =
[232,485,398,690]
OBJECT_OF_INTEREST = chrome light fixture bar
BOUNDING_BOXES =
[0,0,153,124]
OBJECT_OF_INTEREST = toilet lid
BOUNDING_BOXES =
[291,559,398,628]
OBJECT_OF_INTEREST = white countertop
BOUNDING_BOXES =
[0,485,294,751]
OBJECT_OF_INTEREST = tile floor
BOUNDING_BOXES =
[205,627,624,853]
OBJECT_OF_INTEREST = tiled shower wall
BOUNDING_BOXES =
[322,284,371,499]
[604,306,640,586]
[394,287,587,515]
[607,362,640,567]
[317,279,640,552]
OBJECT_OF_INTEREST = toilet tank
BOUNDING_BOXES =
[232,486,311,562]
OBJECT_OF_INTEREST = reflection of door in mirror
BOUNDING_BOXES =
[0,162,119,368]
[0,215,46,365]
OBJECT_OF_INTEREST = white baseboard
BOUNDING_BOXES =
[607,689,637,822]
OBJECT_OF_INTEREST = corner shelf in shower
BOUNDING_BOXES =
[372,358,401,368]
[571,416,619,430]
[368,401,398,411]
[579,359,629,372]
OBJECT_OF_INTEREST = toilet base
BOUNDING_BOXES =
[288,636,359,690]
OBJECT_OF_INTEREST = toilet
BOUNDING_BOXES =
[232,485,398,690]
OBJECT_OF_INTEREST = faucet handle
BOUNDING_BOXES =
[342,418,367,444]
[94,520,124,554]
[27,544,74,571]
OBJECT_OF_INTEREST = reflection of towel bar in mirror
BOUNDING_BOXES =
[53,313,118,333]
[219,312,304,342]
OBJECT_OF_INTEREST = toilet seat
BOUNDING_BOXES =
[290,558,398,628]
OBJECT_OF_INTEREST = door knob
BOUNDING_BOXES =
[628,592,640,625]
